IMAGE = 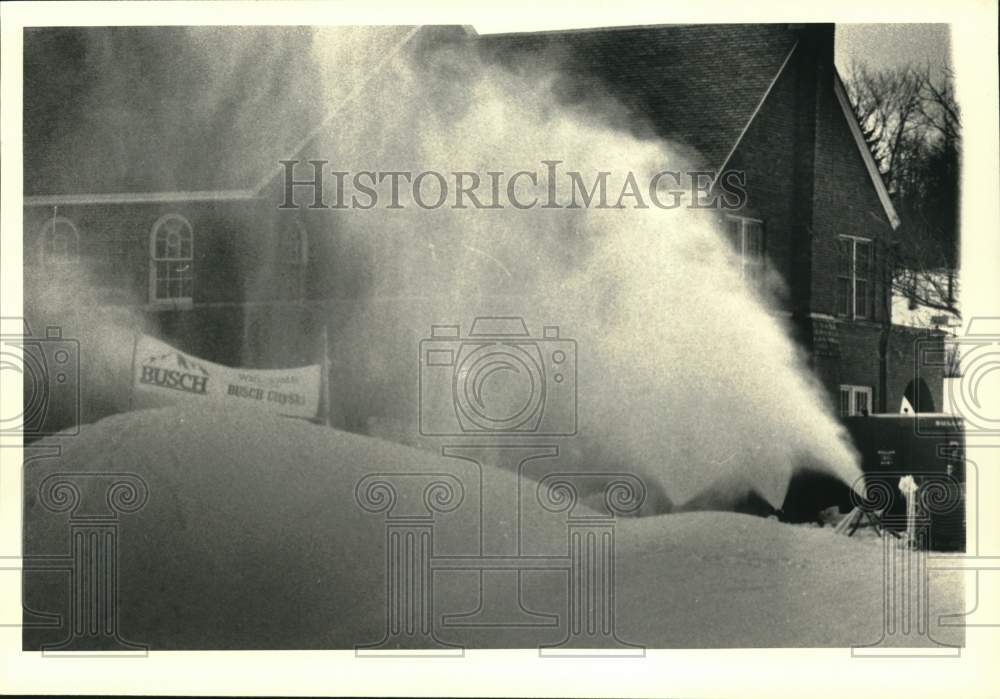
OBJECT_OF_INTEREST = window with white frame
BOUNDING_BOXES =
[39,215,80,265]
[149,214,194,305]
[726,215,765,288]
[839,384,873,417]
[278,224,308,300]
[837,235,873,319]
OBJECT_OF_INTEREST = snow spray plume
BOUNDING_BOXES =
[304,31,861,511]
[22,28,860,510]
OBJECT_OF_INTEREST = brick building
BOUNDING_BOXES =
[22,23,945,434]
[478,23,945,417]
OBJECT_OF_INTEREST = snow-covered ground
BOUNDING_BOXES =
[22,406,964,649]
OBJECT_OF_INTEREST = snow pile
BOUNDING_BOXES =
[23,407,962,649]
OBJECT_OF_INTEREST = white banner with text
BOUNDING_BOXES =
[132,334,323,420]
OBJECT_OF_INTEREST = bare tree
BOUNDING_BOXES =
[845,61,961,411]
[844,60,960,318]
[916,65,960,145]
[845,61,923,190]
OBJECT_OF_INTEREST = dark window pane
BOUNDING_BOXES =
[727,218,740,250]
[837,277,851,316]
[855,280,869,318]
[746,225,761,257]
[837,238,851,276]
[856,241,871,281]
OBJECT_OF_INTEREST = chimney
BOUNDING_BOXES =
[788,23,835,347]
[793,23,835,70]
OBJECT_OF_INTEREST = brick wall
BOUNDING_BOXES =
[23,200,267,307]
[807,321,944,416]
[811,70,894,322]
[722,43,800,314]
[22,196,328,368]
[721,25,943,416]
[836,321,883,409]
[886,326,946,413]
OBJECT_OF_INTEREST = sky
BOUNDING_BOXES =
[472,22,955,79]
[835,24,952,76]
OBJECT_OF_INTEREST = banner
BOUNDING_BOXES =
[131,334,323,420]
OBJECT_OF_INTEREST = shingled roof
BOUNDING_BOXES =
[22,26,412,198]
[24,24,802,199]
[476,24,800,170]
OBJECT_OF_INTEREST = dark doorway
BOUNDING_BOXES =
[903,377,936,413]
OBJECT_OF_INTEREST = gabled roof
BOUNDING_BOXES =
[478,24,899,229]
[23,23,900,233]
[716,39,799,175]
[22,26,411,200]
[476,24,800,170]
[832,68,901,229]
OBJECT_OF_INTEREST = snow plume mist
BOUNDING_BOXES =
[307,29,861,512]
[20,27,860,511]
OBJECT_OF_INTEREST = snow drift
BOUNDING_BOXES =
[22,406,962,649]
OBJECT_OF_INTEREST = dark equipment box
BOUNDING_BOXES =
[783,414,965,551]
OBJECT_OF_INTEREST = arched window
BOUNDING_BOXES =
[278,223,308,300]
[39,216,80,265]
[149,214,194,305]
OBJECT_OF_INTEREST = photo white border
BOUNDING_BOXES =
[2,1,998,696]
